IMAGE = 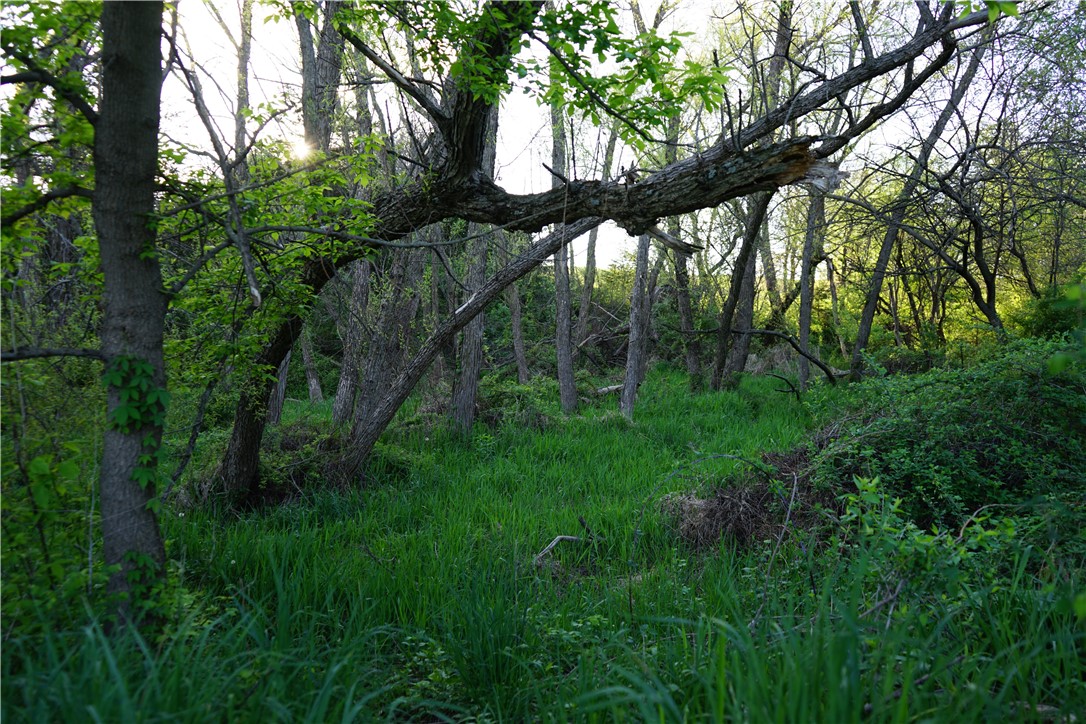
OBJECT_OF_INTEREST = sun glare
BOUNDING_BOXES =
[291,138,312,160]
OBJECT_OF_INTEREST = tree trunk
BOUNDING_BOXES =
[551,97,577,414]
[353,250,425,426]
[500,241,531,384]
[299,330,323,403]
[575,124,619,348]
[798,192,826,389]
[621,234,652,419]
[724,237,759,383]
[711,192,772,390]
[450,225,489,432]
[267,350,291,426]
[451,108,498,432]
[95,0,167,620]
[851,46,985,378]
[331,261,370,425]
[826,257,849,359]
[214,317,302,502]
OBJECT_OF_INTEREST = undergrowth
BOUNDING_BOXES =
[3,360,1083,721]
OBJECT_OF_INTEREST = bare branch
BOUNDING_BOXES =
[1,185,93,228]
[2,347,104,363]
[338,27,448,127]
[0,58,99,124]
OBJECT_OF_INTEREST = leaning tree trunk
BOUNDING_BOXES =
[502,238,531,384]
[353,249,426,426]
[340,220,599,480]
[575,123,619,349]
[620,233,652,420]
[95,0,167,620]
[267,350,292,425]
[450,224,489,433]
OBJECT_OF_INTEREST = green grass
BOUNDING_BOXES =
[3,367,1083,721]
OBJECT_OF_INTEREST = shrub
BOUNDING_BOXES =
[811,338,1086,529]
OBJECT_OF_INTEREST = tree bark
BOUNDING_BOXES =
[451,108,499,432]
[213,2,989,497]
[798,191,826,389]
[95,0,167,619]
[352,250,425,427]
[621,234,652,419]
[267,350,291,426]
[331,261,370,425]
[500,240,531,384]
[551,91,577,414]
[299,330,323,403]
[724,233,759,382]
[338,220,599,480]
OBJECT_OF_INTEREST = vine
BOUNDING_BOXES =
[102,355,170,511]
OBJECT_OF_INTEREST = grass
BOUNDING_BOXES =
[3,366,1083,721]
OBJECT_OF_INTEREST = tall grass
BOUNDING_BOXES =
[3,368,1083,721]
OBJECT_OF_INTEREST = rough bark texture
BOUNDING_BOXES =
[450,226,489,432]
[296,2,343,153]
[501,241,531,384]
[339,220,599,479]
[451,108,499,432]
[551,100,578,414]
[620,234,652,419]
[95,0,167,616]
[267,350,291,426]
[331,261,370,425]
[851,46,985,378]
[724,236,759,381]
[798,192,826,389]
[299,330,323,402]
[352,250,425,428]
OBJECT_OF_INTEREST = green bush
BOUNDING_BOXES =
[812,338,1086,529]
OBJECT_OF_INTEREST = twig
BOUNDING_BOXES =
[533,535,582,566]
[767,372,800,402]
[1,347,104,363]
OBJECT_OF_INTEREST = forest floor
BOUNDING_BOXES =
[3,356,1084,722]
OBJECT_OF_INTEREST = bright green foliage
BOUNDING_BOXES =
[811,338,1086,529]
[0,2,99,236]
[102,355,170,498]
[3,368,1083,720]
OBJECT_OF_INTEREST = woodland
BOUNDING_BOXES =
[1,0,1084,720]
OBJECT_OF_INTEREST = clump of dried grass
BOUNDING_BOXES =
[661,447,840,550]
